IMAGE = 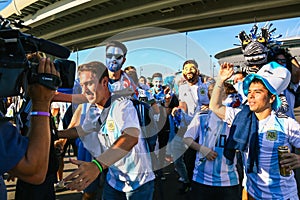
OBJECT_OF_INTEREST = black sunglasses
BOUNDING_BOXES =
[276,58,286,64]
[106,53,124,60]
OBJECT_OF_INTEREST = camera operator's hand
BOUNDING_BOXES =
[9,57,60,184]
[28,58,60,110]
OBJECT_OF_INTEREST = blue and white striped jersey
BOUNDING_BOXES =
[184,110,239,187]
[226,108,300,199]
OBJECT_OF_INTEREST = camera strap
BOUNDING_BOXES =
[30,73,62,90]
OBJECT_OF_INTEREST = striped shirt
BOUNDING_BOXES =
[184,111,239,186]
[226,108,300,199]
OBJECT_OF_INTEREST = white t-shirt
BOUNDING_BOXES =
[81,98,155,192]
[178,79,210,124]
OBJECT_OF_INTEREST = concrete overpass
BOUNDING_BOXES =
[1,0,300,52]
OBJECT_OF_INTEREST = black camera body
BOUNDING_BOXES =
[0,17,74,98]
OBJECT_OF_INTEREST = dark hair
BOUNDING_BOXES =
[152,72,163,80]
[126,70,139,85]
[223,82,237,95]
[124,66,136,73]
[139,76,146,81]
[106,41,127,55]
[234,70,247,78]
[251,78,273,96]
[183,59,198,69]
[270,47,293,73]
[78,61,108,82]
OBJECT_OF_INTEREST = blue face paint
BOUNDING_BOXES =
[106,46,124,72]
[152,77,163,91]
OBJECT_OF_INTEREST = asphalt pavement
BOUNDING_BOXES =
[5,155,191,200]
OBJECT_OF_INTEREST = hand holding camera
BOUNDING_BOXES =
[29,57,60,110]
[0,16,74,98]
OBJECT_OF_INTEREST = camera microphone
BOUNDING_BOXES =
[32,37,71,59]
[22,33,71,59]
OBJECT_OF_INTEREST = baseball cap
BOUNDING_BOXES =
[243,61,291,110]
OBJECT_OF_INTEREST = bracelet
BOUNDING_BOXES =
[30,111,50,117]
[91,159,103,173]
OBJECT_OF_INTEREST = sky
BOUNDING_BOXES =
[69,17,300,78]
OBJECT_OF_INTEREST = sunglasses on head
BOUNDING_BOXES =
[106,53,124,60]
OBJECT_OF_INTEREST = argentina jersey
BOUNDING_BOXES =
[245,112,300,199]
[185,111,239,187]
[99,98,155,192]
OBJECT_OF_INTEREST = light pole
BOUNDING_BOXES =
[140,67,143,77]
[209,55,212,77]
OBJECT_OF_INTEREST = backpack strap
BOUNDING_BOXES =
[98,94,123,125]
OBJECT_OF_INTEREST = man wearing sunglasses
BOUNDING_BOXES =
[105,41,137,96]
[53,41,136,102]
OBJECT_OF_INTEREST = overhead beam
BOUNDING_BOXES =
[21,0,110,27]
[28,0,200,39]
[40,0,300,41]
[52,1,300,48]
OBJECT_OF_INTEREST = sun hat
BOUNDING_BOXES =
[242,61,291,110]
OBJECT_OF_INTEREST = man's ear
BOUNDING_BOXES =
[102,77,109,87]
[269,94,276,104]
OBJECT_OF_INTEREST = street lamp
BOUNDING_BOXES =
[140,67,143,77]
[209,55,212,77]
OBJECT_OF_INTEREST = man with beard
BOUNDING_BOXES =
[53,41,137,102]
[174,60,211,121]
[171,60,212,193]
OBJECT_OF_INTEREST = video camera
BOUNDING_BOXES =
[0,16,75,98]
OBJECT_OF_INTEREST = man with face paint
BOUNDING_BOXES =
[53,41,137,103]
[105,41,137,96]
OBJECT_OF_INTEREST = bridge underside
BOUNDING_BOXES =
[2,0,300,51]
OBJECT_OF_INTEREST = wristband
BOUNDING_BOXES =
[91,159,103,173]
[30,111,50,117]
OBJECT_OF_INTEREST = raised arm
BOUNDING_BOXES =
[209,62,234,120]
[52,92,88,104]
[9,58,58,184]
[57,104,83,139]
